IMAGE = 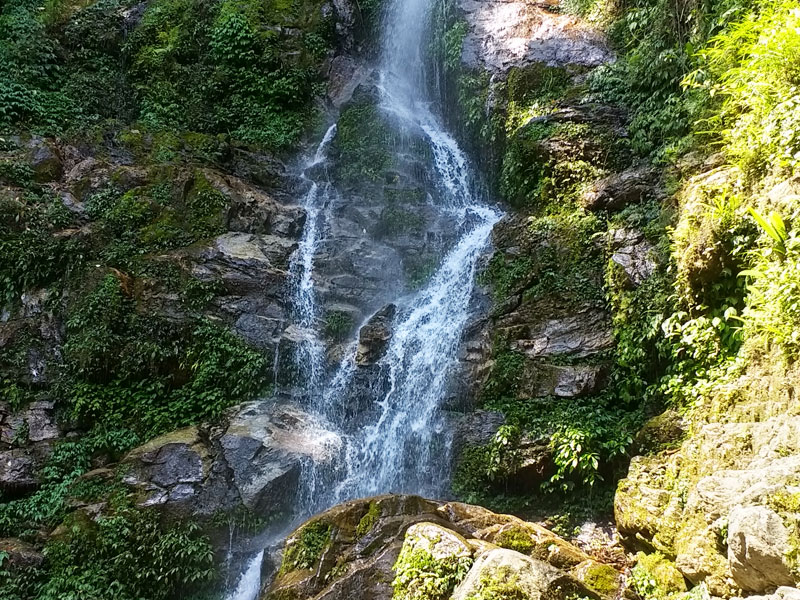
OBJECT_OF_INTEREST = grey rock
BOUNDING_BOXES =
[727,505,795,592]
[327,56,370,107]
[1,400,61,445]
[506,306,614,359]
[355,304,396,366]
[122,401,342,519]
[459,0,612,71]
[201,170,305,238]
[0,538,44,569]
[519,363,606,398]
[608,228,656,287]
[449,410,506,462]
[582,167,658,211]
[0,448,40,494]
[26,137,62,183]
[220,401,342,513]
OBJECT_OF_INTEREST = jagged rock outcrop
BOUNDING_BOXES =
[122,400,342,519]
[459,0,612,71]
[264,494,627,600]
[582,167,660,212]
[607,228,657,288]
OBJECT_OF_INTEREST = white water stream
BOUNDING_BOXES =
[225,0,501,595]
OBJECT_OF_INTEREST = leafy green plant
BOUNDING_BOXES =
[392,545,472,600]
[746,207,787,259]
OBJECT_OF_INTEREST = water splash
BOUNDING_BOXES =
[226,551,264,600]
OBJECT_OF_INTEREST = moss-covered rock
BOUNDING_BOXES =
[265,495,624,600]
[392,522,473,600]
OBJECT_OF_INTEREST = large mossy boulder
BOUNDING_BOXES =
[264,494,624,600]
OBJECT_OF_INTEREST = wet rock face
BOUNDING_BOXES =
[355,304,396,366]
[0,401,62,496]
[122,401,342,520]
[265,494,625,600]
[459,0,612,71]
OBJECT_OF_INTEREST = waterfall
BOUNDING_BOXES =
[225,0,502,596]
[286,124,337,393]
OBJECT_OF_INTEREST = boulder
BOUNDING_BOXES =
[452,548,587,600]
[220,401,343,513]
[582,167,658,211]
[355,304,396,366]
[0,537,44,569]
[265,494,621,600]
[727,505,795,592]
[26,137,63,183]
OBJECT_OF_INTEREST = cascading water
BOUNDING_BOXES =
[286,124,337,393]
[225,0,501,596]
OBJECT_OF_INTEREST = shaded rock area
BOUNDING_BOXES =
[0,537,44,569]
[264,494,628,600]
[122,400,342,520]
[0,401,63,497]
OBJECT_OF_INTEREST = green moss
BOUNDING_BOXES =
[392,546,472,600]
[335,97,393,184]
[631,552,687,600]
[375,206,426,237]
[494,527,535,555]
[500,121,619,210]
[579,562,621,598]
[463,567,529,600]
[280,520,332,574]
[324,311,354,341]
[356,501,381,538]
[404,254,439,289]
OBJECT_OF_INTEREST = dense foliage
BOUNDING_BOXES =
[0,0,334,150]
